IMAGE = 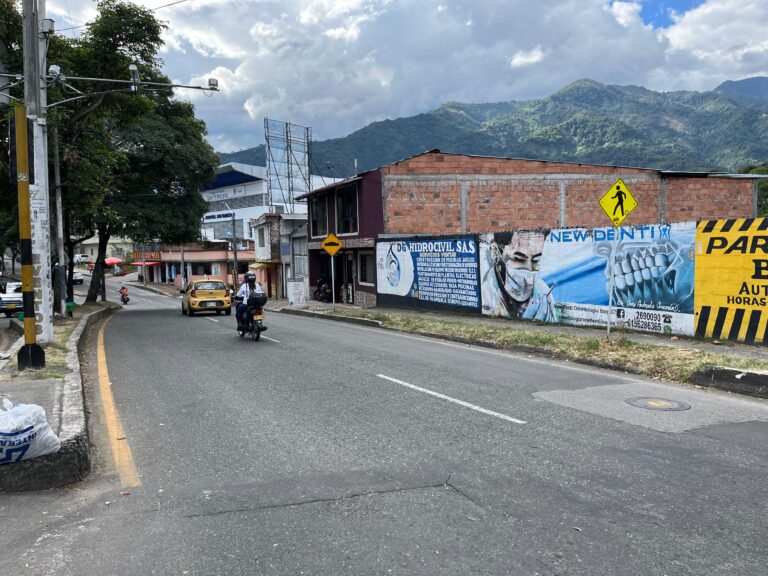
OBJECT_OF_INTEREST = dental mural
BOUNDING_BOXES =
[376,238,480,311]
[477,223,696,335]
[539,222,696,335]
[695,217,768,345]
[479,231,557,322]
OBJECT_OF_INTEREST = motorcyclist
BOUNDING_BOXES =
[235,272,264,329]
[119,285,129,304]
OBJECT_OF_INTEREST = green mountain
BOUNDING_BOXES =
[219,77,768,177]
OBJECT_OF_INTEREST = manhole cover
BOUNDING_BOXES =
[625,397,691,411]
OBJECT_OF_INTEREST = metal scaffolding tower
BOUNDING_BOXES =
[264,118,311,213]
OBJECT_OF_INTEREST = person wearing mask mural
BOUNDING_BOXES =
[482,230,557,322]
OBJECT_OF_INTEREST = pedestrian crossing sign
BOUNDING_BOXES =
[599,178,638,227]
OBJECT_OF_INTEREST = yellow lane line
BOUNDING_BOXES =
[97,317,140,488]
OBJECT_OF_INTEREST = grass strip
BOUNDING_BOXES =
[0,301,113,381]
[334,309,768,383]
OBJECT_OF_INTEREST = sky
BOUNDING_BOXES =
[46,0,768,153]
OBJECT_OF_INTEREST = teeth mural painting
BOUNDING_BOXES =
[480,223,697,336]
[598,237,690,310]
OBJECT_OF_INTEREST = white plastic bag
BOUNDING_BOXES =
[0,399,60,465]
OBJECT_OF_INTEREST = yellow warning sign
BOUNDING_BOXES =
[321,233,344,257]
[598,178,638,227]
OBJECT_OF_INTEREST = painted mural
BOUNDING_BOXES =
[694,217,768,345]
[376,238,480,310]
[480,223,697,336]
[479,231,557,322]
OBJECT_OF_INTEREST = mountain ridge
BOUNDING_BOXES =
[219,77,768,177]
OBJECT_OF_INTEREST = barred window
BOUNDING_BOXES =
[358,252,375,285]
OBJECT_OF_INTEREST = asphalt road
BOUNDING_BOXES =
[2,284,768,575]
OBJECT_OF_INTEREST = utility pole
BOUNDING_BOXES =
[52,123,66,316]
[22,0,53,342]
[224,202,238,288]
[15,105,45,369]
[180,242,186,290]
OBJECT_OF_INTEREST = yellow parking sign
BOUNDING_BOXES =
[599,178,638,227]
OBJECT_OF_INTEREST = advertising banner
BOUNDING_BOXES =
[480,223,697,336]
[694,218,768,345]
[376,238,480,311]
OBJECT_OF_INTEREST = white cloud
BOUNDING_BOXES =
[510,46,546,68]
[41,1,768,153]
[608,1,643,28]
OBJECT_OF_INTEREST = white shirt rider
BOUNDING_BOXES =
[236,280,264,300]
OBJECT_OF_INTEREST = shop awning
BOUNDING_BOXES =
[248,262,269,270]
[132,261,162,267]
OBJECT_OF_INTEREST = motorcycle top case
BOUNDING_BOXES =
[0,399,60,465]
[247,293,268,307]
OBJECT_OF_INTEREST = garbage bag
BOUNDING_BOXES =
[0,399,60,465]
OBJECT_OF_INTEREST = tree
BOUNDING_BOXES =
[35,1,217,302]
[748,162,768,217]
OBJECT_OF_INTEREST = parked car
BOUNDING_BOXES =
[181,280,232,316]
[72,270,84,284]
[0,282,23,317]
[73,254,90,264]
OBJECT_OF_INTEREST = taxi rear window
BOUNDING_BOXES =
[194,282,227,291]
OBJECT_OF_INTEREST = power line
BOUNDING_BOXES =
[150,0,193,10]
[54,0,193,34]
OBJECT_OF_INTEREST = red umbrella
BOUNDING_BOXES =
[104,257,123,266]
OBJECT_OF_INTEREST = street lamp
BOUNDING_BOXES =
[128,64,139,93]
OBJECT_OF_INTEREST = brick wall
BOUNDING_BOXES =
[381,152,756,234]
[355,289,377,308]
[664,177,754,222]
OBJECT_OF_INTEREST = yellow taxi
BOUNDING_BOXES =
[181,280,232,316]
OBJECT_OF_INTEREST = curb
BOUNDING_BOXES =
[0,305,116,492]
[279,308,768,398]
[278,307,383,328]
[690,366,768,399]
[130,282,177,298]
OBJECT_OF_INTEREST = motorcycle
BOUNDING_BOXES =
[313,276,333,302]
[119,288,130,305]
[237,292,268,341]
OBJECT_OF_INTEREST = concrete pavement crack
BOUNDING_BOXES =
[181,479,450,519]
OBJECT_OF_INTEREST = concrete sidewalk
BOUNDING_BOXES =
[0,305,116,492]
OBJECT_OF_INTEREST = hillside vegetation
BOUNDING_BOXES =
[220,78,768,188]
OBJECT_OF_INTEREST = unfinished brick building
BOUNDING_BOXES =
[382,150,759,234]
[300,150,761,307]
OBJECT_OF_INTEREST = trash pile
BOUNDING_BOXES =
[0,399,60,465]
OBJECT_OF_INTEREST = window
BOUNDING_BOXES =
[310,196,327,237]
[258,227,265,248]
[194,281,227,291]
[293,237,308,277]
[191,263,212,275]
[336,185,358,235]
[358,251,375,285]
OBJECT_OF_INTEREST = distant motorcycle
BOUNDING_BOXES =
[119,286,130,305]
